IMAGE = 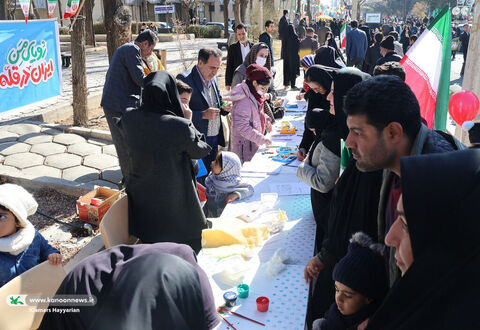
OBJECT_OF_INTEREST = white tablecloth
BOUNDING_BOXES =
[198,92,315,330]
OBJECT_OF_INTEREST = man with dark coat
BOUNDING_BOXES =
[225,24,253,90]
[100,30,157,181]
[299,27,319,59]
[346,20,368,68]
[358,19,372,46]
[376,35,402,66]
[259,20,275,66]
[177,48,230,175]
[317,20,331,45]
[343,76,464,286]
[363,32,383,74]
[460,24,470,76]
[278,9,289,59]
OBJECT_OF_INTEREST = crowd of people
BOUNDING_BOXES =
[1,9,479,330]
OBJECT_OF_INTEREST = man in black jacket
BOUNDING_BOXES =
[376,35,402,66]
[358,19,372,46]
[278,9,289,59]
[101,30,157,180]
[259,20,275,66]
[460,24,470,76]
[225,24,253,90]
[363,32,383,74]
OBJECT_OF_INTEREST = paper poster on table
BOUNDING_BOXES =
[0,19,62,114]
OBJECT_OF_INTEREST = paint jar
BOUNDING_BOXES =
[223,291,238,307]
[237,284,249,298]
[256,296,269,312]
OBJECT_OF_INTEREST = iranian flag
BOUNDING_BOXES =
[340,21,347,48]
[64,0,80,19]
[400,5,451,131]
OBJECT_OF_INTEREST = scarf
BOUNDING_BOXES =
[0,220,35,255]
[205,152,249,194]
[140,71,184,117]
[321,302,379,330]
[245,80,266,134]
[243,42,272,71]
[305,108,338,166]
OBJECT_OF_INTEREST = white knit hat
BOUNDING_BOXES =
[0,184,38,227]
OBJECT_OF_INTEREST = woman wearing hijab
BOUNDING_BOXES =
[314,45,346,69]
[297,108,340,249]
[283,24,301,89]
[303,68,384,329]
[367,149,480,329]
[231,42,277,122]
[231,42,272,88]
[117,71,211,253]
[230,64,273,162]
[39,243,220,330]
[298,65,336,161]
[324,31,346,64]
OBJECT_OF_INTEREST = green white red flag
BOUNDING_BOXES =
[400,5,451,131]
[19,0,30,23]
[48,0,58,18]
[64,0,80,19]
[340,21,347,48]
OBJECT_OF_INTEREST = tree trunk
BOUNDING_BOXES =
[222,0,229,38]
[234,0,241,25]
[141,0,148,21]
[71,15,88,125]
[306,0,311,21]
[30,0,40,19]
[0,0,8,20]
[240,0,247,23]
[58,0,64,26]
[85,0,95,46]
[103,0,132,62]
[296,0,301,15]
[181,1,190,27]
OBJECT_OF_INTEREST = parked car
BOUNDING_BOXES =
[206,22,234,35]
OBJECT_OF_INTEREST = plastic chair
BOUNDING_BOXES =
[0,261,66,330]
[100,195,138,248]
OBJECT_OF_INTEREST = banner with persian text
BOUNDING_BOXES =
[0,19,62,113]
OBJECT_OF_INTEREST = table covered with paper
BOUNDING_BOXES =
[198,92,315,329]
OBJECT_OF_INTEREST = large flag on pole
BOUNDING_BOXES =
[400,5,451,131]
[340,21,347,48]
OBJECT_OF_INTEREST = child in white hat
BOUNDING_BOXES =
[0,184,62,287]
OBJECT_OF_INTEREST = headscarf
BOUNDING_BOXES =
[305,65,336,94]
[314,45,346,69]
[301,54,316,69]
[333,68,371,140]
[242,42,272,71]
[205,151,245,194]
[140,71,184,117]
[39,243,219,330]
[367,149,480,329]
[245,63,272,109]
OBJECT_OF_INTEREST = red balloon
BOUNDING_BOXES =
[448,90,480,125]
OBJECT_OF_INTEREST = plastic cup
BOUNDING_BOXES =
[237,284,249,298]
[256,296,269,312]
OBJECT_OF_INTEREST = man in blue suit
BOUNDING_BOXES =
[177,48,230,175]
[346,20,368,69]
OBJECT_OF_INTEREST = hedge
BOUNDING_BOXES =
[186,25,222,38]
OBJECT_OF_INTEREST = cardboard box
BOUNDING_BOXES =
[76,187,121,226]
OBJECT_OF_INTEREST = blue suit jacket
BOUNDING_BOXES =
[177,66,226,147]
[346,28,368,61]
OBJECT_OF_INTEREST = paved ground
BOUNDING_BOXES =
[0,122,121,189]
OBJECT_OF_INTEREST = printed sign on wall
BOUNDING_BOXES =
[0,20,62,113]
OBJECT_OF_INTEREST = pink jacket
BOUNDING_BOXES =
[230,82,271,162]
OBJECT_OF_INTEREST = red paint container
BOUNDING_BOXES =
[256,296,269,312]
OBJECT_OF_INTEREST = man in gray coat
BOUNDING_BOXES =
[346,20,368,69]
[100,30,158,181]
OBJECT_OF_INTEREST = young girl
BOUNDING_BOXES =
[312,232,388,330]
[0,184,62,287]
[204,151,254,217]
